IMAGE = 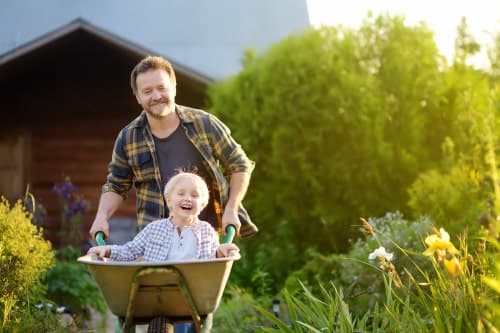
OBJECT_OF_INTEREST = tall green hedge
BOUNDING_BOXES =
[209,14,443,247]
[208,14,498,291]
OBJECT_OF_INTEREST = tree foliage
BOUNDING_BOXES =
[208,14,499,292]
[409,22,500,236]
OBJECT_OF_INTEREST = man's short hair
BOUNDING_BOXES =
[130,56,177,95]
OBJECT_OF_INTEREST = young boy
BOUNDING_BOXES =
[87,172,239,261]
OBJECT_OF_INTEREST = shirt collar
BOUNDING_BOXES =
[167,217,201,232]
[175,104,195,124]
[129,110,149,129]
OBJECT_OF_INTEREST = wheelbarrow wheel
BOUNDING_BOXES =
[147,317,174,333]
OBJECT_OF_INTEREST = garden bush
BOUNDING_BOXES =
[212,286,273,332]
[44,246,106,325]
[284,212,434,316]
[0,197,55,331]
[207,14,500,293]
[408,162,488,236]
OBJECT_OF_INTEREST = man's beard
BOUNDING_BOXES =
[145,99,173,119]
[145,108,168,119]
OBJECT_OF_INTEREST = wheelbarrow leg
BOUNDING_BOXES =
[200,313,213,333]
[117,316,135,333]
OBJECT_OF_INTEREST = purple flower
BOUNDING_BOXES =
[52,178,78,200]
[65,198,88,221]
[53,177,88,223]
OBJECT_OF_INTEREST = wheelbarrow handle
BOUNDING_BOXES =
[95,231,106,246]
[223,225,236,244]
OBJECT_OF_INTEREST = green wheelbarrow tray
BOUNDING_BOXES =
[77,254,240,331]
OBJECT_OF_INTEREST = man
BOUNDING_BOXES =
[89,55,258,240]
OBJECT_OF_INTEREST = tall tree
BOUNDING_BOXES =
[454,17,481,65]
[208,14,494,291]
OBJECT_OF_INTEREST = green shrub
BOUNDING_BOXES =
[213,286,273,333]
[0,197,55,331]
[207,13,499,293]
[4,302,68,333]
[408,162,488,236]
[232,221,300,295]
[44,246,106,324]
[285,212,433,316]
[208,14,448,256]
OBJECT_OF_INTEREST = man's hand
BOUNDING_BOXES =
[89,215,110,240]
[221,209,241,235]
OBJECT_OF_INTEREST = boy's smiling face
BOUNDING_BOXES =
[166,177,208,223]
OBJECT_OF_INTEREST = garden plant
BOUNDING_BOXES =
[209,13,500,332]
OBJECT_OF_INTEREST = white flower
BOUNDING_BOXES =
[368,246,394,261]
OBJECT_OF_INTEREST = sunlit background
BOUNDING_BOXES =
[307,0,500,69]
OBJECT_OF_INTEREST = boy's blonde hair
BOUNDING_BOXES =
[163,172,210,208]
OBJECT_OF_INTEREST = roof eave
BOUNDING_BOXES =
[0,18,214,85]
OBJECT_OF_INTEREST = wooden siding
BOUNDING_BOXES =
[31,124,137,245]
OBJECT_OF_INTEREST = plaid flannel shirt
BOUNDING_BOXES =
[102,105,258,237]
[109,218,219,261]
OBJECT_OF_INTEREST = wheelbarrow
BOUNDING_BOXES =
[78,226,239,333]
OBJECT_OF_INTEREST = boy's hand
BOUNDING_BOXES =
[87,245,111,260]
[216,243,240,258]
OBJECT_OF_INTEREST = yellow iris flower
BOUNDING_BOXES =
[443,256,463,278]
[423,228,459,256]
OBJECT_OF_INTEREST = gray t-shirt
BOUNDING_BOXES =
[153,124,217,227]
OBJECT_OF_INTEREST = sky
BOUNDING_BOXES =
[306,0,500,69]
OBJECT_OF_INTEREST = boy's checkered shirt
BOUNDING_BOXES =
[109,218,219,261]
